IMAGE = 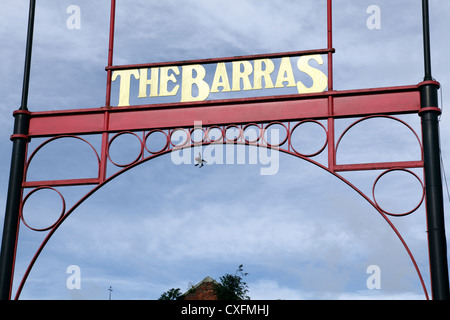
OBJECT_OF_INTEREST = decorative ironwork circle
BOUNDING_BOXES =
[243,123,262,144]
[190,126,206,144]
[372,169,425,217]
[262,122,289,147]
[205,126,223,143]
[145,129,169,154]
[224,124,242,142]
[170,128,190,148]
[107,131,144,167]
[21,187,66,232]
[290,120,328,157]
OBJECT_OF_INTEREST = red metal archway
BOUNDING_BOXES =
[1,0,448,300]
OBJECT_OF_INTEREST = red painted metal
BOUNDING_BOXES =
[327,0,335,171]
[106,48,335,71]
[26,85,421,138]
[327,0,333,91]
[335,115,423,171]
[289,120,328,157]
[100,0,115,184]
[20,187,66,232]
[107,131,144,167]
[7,0,433,300]
[9,134,29,141]
[22,178,100,188]
[105,0,116,107]
[14,126,430,300]
[334,161,424,172]
[372,169,425,217]
[419,106,441,115]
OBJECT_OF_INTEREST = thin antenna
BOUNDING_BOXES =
[108,286,113,300]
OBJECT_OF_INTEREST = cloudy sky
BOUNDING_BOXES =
[1,0,450,300]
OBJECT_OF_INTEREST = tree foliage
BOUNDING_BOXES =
[158,287,182,300]
[214,264,250,300]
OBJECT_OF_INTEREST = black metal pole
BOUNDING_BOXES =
[420,0,450,300]
[0,0,35,300]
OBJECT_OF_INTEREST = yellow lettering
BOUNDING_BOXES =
[181,65,210,102]
[111,69,140,106]
[211,63,231,93]
[232,61,253,91]
[253,59,275,90]
[112,54,328,106]
[138,68,159,98]
[296,55,328,94]
[159,66,180,96]
[275,57,296,88]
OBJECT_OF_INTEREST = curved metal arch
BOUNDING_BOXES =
[278,148,429,299]
[14,139,429,300]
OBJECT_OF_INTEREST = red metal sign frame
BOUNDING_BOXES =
[2,0,447,300]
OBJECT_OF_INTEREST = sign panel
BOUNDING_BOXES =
[109,53,328,107]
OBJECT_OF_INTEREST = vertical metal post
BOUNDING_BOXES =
[0,0,35,300]
[420,0,450,300]
[326,0,336,172]
[100,0,116,183]
[105,0,116,108]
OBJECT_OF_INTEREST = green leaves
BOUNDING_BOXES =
[214,265,250,300]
